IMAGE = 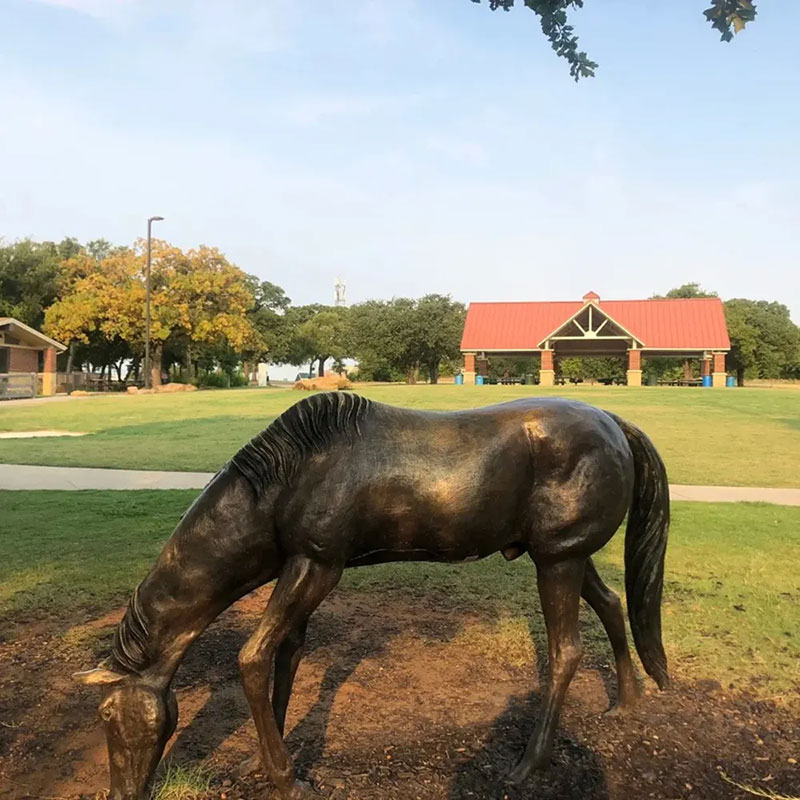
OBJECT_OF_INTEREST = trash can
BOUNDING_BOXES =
[476,375,484,386]
[726,376,736,388]
[454,374,464,385]
[702,376,712,387]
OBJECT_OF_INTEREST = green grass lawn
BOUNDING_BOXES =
[2,491,798,699]
[1,384,799,486]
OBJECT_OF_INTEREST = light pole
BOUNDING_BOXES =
[144,215,164,389]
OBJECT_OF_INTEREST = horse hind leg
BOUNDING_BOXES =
[238,555,341,800]
[581,557,640,713]
[508,557,585,785]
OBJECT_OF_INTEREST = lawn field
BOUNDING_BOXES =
[2,491,798,699]
[1,384,799,486]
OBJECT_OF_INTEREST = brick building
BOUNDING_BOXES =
[0,318,66,397]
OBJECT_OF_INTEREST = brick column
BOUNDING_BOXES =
[627,348,642,387]
[712,352,726,388]
[539,349,555,387]
[463,352,476,385]
[476,357,489,377]
[42,347,57,396]
[701,357,711,377]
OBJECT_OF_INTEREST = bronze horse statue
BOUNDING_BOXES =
[74,392,669,800]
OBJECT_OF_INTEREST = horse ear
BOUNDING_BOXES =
[72,666,127,685]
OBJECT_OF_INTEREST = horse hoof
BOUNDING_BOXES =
[234,753,262,779]
[507,761,532,785]
[279,780,322,800]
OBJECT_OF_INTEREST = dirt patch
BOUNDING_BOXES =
[1,587,798,800]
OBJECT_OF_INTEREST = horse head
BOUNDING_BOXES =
[73,664,177,800]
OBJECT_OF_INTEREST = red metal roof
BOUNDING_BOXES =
[460,297,730,351]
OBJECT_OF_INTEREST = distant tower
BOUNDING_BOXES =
[334,277,347,307]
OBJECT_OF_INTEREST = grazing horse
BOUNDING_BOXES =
[74,392,669,800]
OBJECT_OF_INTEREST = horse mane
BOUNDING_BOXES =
[230,391,372,495]
[110,581,152,674]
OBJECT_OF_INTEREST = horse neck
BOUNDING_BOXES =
[112,469,262,686]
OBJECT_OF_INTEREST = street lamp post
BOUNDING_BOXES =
[144,215,164,389]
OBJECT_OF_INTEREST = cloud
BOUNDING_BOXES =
[26,0,136,19]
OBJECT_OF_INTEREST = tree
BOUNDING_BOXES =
[411,295,466,384]
[298,308,350,377]
[724,299,800,386]
[472,1,757,80]
[651,282,718,299]
[349,298,422,383]
[0,239,64,328]
[246,278,292,364]
[45,240,262,387]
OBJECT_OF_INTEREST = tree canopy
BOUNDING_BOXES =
[472,1,758,80]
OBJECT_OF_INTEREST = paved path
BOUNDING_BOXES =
[1,464,799,505]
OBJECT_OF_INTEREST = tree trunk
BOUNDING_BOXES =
[429,362,439,385]
[65,341,76,375]
[151,343,163,387]
[737,368,745,387]
[406,366,418,384]
[185,347,193,382]
[317,357,325,377]
[114,361,124,382]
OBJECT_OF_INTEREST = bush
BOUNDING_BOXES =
[194,371,248,389]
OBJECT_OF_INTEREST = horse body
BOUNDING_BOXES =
[276,398,633,567]
[75,393,669,800]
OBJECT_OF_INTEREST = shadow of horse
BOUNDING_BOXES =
[447,691,610,800]
[167,557,625,797]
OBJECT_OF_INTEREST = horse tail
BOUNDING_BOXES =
[609,413,670,690]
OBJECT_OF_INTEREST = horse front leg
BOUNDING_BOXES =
[508,557,585,784]
[238,556,341,800]
[236,620,309,779]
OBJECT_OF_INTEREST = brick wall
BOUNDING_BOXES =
[8,347,39,373]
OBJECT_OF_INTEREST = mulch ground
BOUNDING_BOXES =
[1,587,798,800]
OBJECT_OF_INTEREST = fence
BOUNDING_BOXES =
[0,372,37,400]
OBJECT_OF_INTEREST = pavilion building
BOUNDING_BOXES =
[460,292,730,387]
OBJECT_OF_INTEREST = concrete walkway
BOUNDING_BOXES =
[0,463,799,505]
[0,464,214,490]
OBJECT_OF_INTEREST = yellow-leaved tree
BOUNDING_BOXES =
[45,240,262,386]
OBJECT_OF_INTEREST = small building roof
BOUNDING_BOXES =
[0,318,67,352]
[461,296,730,352]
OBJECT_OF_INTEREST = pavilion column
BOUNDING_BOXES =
[463,352,476,385]
[476,357,489,378]
[712,351,727,388]
[42,347,57,396]
[701,356,711,378]
[539,348,555,387]
[627,348,642,387]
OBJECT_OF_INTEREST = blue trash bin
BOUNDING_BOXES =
[726,376,736,388]
[702,376,712,387]
[454,374,464,385]
[476,375,484,386]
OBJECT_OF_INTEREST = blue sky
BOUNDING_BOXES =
[1,0,798,319]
